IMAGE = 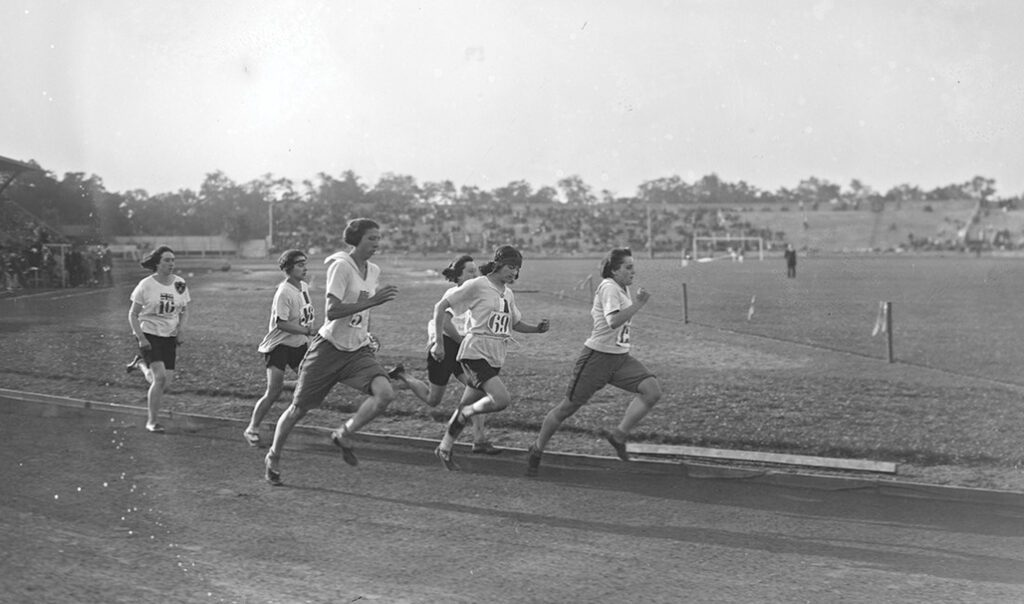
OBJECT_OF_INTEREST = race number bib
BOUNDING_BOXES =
[487,312,511,335]
[158,293,176,315]
[486,297,512,336]
[617,324,631,346]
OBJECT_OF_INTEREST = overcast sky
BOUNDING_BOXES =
[3,0,1023,198]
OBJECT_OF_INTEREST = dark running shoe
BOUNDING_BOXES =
[264,453,282,486]
[125,355,142,374]
[387,363,406,380]
[434,445,460,471]
[471,441,501,455]
[330,430,359,466]
[525,445,542,477]
[599,429,630,462]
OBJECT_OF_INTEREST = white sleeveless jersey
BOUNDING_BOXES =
[130,274,190,337]
[320,251,380,352]
[257,279,315,353]
[583,278,632,354]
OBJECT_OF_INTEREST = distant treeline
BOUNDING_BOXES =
[1,160,1020,254]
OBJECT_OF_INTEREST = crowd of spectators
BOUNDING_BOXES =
[270,199,775,256]
[1,224,113,292]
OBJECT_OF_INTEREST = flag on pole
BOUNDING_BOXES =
[871,301,887,336]
[747,295,756,321]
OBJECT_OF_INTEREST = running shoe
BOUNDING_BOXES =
[145,423,165,433]
[330,430,359,466]
[525,445,542,477]
[599,428,630,461]
[264,453,282,486]
[471,441,501,455]
[386,363,406,380]
[434,445,461,471]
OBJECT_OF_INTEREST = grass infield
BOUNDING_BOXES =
[1,253,1022,491]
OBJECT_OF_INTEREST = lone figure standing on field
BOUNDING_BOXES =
[784,244,797,278]
[263,218,399,486]
[526,247,661,477]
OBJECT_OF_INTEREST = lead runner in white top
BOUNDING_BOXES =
[525,247,662,477]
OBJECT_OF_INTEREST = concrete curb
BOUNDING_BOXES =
[3,387,1023,508]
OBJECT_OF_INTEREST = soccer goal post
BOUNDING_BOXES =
[688,235,764,264]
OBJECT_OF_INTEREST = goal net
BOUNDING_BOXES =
[687,236,764,264]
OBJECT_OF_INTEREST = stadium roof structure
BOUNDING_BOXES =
[0,154,40,198]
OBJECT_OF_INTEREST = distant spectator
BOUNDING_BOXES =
[68,246,86,287]
[99,243,114,286]
[0,246,13,292]
[784,244,797,278]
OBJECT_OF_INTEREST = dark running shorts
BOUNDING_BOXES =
[264,343,308,372]
[459,358,501,391]
[426,335,464,386]
[292,336,387,411]
[565,347,654,405]
[140,333,178,370]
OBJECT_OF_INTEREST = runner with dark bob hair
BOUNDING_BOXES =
[431,245,551,470]
[127,245,190,433]
[243,249,317,447]
[526,247,662,476]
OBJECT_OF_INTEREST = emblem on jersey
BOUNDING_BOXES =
[349,314,364,327]
[175,281,187,294]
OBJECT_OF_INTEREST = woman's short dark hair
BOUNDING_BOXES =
[140,245,174,272]
[600,247,632,279]
[480,245,523,275]
[441,255,474,283]
[343,218,380,246]
[278,249,308,272]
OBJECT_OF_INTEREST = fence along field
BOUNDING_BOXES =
[389,253,1024,388]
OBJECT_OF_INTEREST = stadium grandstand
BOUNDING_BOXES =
[1,154,79,291]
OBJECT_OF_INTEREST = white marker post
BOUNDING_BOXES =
[886,301,894,363]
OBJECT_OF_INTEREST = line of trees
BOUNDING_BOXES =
[1,158,1019,249]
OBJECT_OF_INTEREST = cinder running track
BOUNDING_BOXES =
[2,398,1023,603]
